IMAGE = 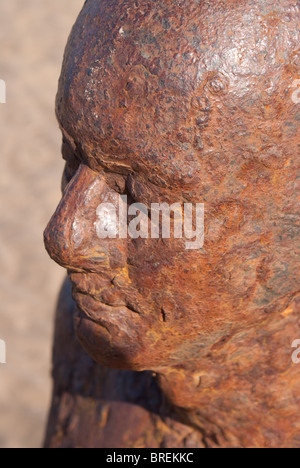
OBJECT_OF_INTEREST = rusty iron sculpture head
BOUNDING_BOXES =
[44,0,299,382]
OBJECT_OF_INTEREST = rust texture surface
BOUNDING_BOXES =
[44,0,300,448]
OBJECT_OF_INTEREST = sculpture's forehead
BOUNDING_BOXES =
[56,0,299,188]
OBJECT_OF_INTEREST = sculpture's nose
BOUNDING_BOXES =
[44,164,127,272]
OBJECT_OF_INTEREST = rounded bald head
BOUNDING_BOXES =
[45,0,300,370]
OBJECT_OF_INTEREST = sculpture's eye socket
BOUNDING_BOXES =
[61,136,81,192]
[61,161,79,191]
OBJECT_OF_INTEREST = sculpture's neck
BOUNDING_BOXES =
[156,293,300,448]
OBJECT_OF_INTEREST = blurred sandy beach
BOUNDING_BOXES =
[0,0,83,448]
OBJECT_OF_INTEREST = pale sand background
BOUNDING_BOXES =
[0,0,84,448]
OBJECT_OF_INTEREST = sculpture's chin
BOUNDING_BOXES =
[74,306,154,371]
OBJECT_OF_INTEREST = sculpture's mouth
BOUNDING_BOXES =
[73,295,140,331]
[72,291,159,373]
[71,278,155,370]
[69,272,144,324]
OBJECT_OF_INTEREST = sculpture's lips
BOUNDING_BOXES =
[68,272,144,317]
[69,271,127,306]
[73,291,146,343]
[74,293,121,323]
[72,290,142,327]
[74,300,112,326]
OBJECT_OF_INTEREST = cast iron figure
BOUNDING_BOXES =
[44,0,300,448]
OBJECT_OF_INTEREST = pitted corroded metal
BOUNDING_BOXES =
[44,0,300,448]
